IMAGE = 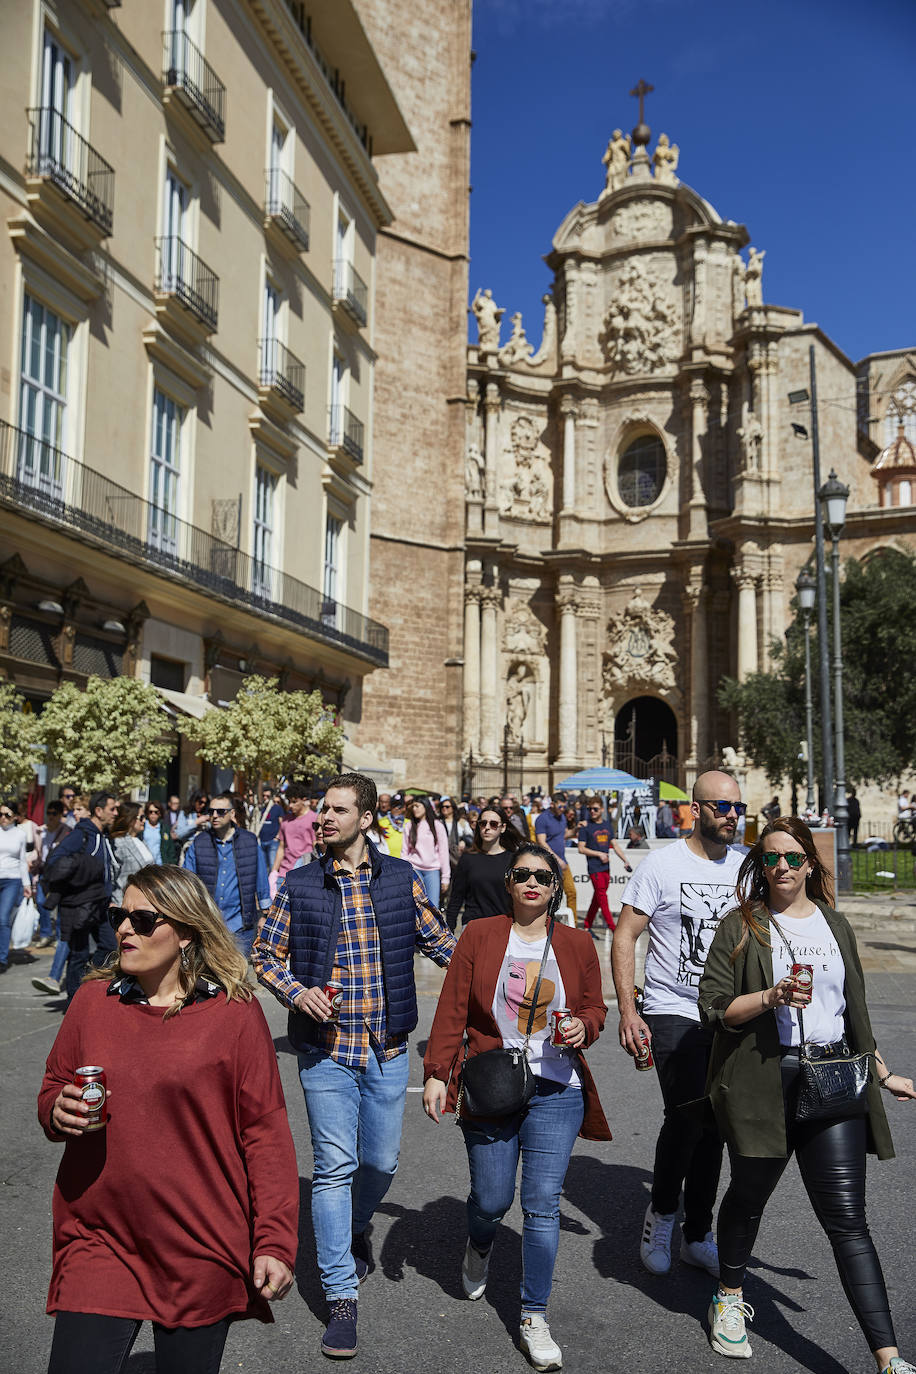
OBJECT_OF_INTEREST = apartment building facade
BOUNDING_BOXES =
[0,0,415,794]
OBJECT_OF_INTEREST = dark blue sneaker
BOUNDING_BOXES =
[321,1299,357,1359]
[352,1229,372,1283]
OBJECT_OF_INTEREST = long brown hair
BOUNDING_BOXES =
[731,816,834,961]
[85,865,252,1018]
[110,801,141,841]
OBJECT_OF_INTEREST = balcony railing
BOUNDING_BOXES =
[259,338,305,413]
[329,405,364,464]
[333,259,368,328]
[155,236,219,332]
[264,168,310,252]
[163,31,226,142]
[0,420,388,666]
[26,108,114,237]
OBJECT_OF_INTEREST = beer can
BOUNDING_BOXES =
[634,1036,654,1072]
[323,980,344,1021]
[550,1009,574,1046]
[791,963,814,1004]
[74,1066,107,1131]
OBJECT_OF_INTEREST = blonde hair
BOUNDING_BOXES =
[86,865,252,1019]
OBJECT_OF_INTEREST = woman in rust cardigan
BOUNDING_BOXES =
[423,841,610,1373]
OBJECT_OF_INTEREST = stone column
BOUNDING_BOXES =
[478,585,501,760]
[483,382,500,538]
[682,580,708,769]
[560,261,578,363]
[734,570,759,680]
[560,396,577,512]
[554,580,579,768]
[462,586,481,755]
[688,380,709,540]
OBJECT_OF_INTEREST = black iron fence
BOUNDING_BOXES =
[264,167,310,251]
[26,107,114,236]
[333,259,368,326]
[155,236,219,331]
[329,405,364,463]
[0,420,388,666]
[259,338,305,412]
[613,742,679,785]
[852,840,916,893]
[163,30,226,141]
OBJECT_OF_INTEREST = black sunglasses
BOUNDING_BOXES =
[508,867,553,887]
[207,806,233,816]
[700,799,748,817]
[108,906,166,936]
[0,810,14,820]
[762,851,806,869]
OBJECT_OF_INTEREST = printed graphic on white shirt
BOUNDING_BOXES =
[492,931,580,1088]
[678,883,742,991]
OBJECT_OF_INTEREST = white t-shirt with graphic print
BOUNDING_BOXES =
[769,906,846,1047]
[492,929,581,1088]
[621,838,747,1020]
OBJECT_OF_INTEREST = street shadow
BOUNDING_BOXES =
[293,1175,326,1321]
[273,1034,295,1056]
[563,1156,843,1374]
[125,1358,155,1372]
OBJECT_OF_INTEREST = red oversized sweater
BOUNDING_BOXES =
[38,980,299,1328]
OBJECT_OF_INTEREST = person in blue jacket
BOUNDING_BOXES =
[182,791,269,957]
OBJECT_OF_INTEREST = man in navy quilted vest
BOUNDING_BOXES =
[253,772,455,1359]
[181,790,270,957]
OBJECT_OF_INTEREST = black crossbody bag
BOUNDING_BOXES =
[771,918,871,1123]
[456,919,556,1121]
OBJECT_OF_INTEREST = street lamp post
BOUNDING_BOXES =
[795,568,817,816]
[820,469,851,893]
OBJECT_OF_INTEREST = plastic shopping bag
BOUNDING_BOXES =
[10,896,38,949]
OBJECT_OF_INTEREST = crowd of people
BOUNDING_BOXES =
[0,766,910,1373]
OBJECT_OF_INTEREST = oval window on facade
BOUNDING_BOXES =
[618,434,666,508]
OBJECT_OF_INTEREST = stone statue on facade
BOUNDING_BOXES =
[652,133,679,185]
[503,597,547,657]
[600,259,680,376]
[737,403,763,472]
[465,442,484,500]
[732,254,747,316]
[500,415,553,523]
[601,129,631,194]
[471,287,504,352]
[526,295,557,367]
[745,247,765,307]
[498,312,535,367]
[601,588,678,699]
[505,662,534,740]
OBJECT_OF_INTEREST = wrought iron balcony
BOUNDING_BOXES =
[264,168,310,252]
[0,420,388,667]
[329,405,364,464]
[333,259,368,328]
[163,31,226,142]
[259,338,305,414]
[26,107,114,237]
[155,236,219,332]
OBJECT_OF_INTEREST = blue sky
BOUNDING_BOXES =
[468,0,916,363]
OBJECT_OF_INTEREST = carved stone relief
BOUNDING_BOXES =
[736,402,763,472]
[465,441,484,499]
[502,596,548,657]
[505,661,535,740]
[600,588,679,716]
[610,200,672,243]
[600,259,680,376]
[500,415,552,523]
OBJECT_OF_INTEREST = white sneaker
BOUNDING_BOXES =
[708,1292,754,1358]
[640,1203,676,1275]
[31,976,61,996]
[681,1230,720,1278]
[461,1239,490,1300]
[519,1314,562,1371]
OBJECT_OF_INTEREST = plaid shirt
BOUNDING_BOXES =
[253,855,455,1068]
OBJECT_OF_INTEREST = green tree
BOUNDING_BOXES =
[720,548,916,791]
[0,682,41,794]
[178,676,343,801]
[38,676,174,794]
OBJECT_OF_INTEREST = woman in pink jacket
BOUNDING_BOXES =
[401,796,450,907]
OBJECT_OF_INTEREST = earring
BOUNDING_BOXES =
[180,945,191,970]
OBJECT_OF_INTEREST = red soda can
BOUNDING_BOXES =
[550,1009,575,1046]
[791,963,814,1004]
[634,1036,654,1072]
[324,980,344,1021]
[74,1066,107,1130]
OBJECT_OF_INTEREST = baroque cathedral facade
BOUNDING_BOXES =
[461,121,916,796]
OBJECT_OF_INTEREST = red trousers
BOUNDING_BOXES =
[585,870,616,931]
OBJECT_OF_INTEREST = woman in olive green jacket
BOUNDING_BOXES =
[697,818,914,1372]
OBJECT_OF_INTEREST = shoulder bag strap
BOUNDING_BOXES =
[523,917,556,1046]
[769,915,810,1048]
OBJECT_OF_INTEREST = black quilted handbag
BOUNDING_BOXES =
[794,1012,871,1123]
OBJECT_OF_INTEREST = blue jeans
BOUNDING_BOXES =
[66,908,117,1001]
[50,938,69,984]
[461,1076,585,1313]
[415,867,441,906]
[36,883,54,940]
[298,1045,410,1300]
[0,878,23,964]
[260,838,279,870]
[232,925,255,959]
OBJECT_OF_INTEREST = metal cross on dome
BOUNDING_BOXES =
[630,78,654,125]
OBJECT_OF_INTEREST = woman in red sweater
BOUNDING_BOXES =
[423,842,611,1373]
[38,865,300,1374]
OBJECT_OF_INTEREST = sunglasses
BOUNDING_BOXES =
[207,806,232,816]
[508,867,553,887]
[479,819,502,829]
[0,810,14,820]
[762,851,807,869]
[700,799,748,817]
[108,906,166,936]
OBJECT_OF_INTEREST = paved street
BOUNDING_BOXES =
[3,916,914,1374]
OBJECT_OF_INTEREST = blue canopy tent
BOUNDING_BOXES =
[554,767,643,791]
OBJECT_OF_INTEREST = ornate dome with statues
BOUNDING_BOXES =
[460,87,916,797]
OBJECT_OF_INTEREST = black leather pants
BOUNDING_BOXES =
[717,1054,895,1353]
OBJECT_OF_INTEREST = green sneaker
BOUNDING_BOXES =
[708,1291,754,1359]
[881,1360,916,1374]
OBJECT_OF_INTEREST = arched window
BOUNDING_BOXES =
[618,434,666,508]
[899,479,912,507]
